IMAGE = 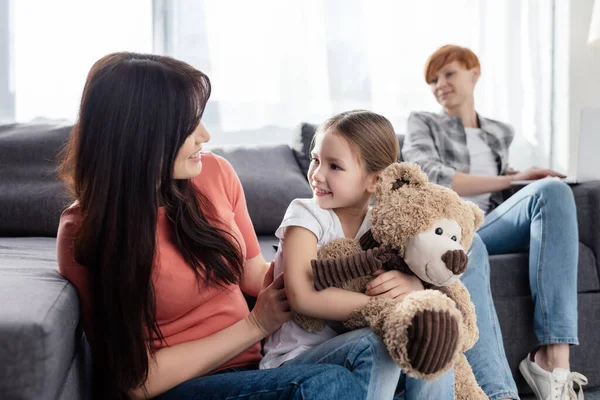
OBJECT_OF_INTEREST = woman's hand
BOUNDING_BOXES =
[511,166,565,181]
[365,269,424,300]
[247,262,291,337]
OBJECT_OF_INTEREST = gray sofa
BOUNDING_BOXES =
[0,122,599,399]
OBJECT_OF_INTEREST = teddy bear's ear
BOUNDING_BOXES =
[377,162,428,196]
[466,201,485,230]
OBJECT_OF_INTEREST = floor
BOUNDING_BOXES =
[520,388,599,399]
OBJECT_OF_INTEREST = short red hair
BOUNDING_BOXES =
[424,45,480,84]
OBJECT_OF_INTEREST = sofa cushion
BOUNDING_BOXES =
[0,237,81,400]
[0,123,73,237]
[291,123,318,178]
[293,122,405,177]
[494,292,600,393]
[489,242,599,297]
[258,235,279,261]
[211,145,312,235]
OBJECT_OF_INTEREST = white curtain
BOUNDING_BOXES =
[5,0,153,123]
[2,0,552,169]
[156,0,553,169]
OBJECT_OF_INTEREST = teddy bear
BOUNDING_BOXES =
[292,162,487,400]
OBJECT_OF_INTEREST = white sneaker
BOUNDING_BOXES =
[519,352,588,400]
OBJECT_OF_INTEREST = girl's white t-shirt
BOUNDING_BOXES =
[259,198,371,369]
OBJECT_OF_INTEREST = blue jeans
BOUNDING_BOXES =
[283,327,455,400]
[462,233,519,400]
[156,363,363,399]
[462,178,579,400]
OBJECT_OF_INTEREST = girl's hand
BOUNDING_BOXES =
[247,262,291,336]
[365,269,424,300]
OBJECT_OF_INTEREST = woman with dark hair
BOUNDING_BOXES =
[56,52,373,399]
[402,45,587,400]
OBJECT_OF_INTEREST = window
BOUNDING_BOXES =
[1,0,152,123]
[1,0,554,169]
[155,0,553,169]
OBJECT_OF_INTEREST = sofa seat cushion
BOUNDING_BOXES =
[0,237,81,400]
[212,145,312,235]
[258,235,279,261]
[494,292,600,394]
[489,242,599,297]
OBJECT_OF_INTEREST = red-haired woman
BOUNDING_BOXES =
[403,45,587,400]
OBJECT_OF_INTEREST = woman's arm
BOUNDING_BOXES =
[131,316,265,399]
[130,266,289,399]
[219,156,271,297]
[283,226,371,320]
[403,113,564,196]
[451,171,512,196]
[403,114,502,194]
[451,167,566,197]
[241,253,270,297]
[403,113,458,187]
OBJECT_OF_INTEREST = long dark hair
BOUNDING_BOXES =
[60,52,244,399]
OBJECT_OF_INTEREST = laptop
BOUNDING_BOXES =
[511,107,600,185]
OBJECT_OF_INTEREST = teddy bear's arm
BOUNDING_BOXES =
[311,247,395,290]
[359,229,379,250]
[359,229,414,275]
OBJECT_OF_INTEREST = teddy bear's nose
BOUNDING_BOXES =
[441,249,468,275]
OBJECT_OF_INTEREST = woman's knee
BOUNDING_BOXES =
[535,178,574,203]
[468,234,489,266]
[469,233,486,255]
[464,233,490,279]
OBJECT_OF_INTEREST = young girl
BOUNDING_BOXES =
[260,110,455,400]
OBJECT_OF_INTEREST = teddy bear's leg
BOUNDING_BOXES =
[454,353,487,400]
[345,291,464,380]
[436,281,479,351]
[405,308,459,376]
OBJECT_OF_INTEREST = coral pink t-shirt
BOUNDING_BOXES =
[56,152,262,372]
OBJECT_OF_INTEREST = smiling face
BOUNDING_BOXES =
[308,130,377,211]
[428,60,479,110]
[173,122,211,179]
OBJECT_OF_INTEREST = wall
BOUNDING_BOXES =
[554,0,600,174]
[0,0,14,122]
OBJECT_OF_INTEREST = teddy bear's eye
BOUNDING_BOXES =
[435,228,443,235]
[391,178,410,190]
[451,235,457,241]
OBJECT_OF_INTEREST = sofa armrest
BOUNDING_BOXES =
[572,181,600,279]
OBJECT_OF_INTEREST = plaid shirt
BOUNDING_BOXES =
[402,110,514,209]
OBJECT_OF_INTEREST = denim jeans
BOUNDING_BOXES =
[462,233,519,400]
[156,363,363,399]
[461,178,580,400]
[283,327,455,400]
[480,178,579,346]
